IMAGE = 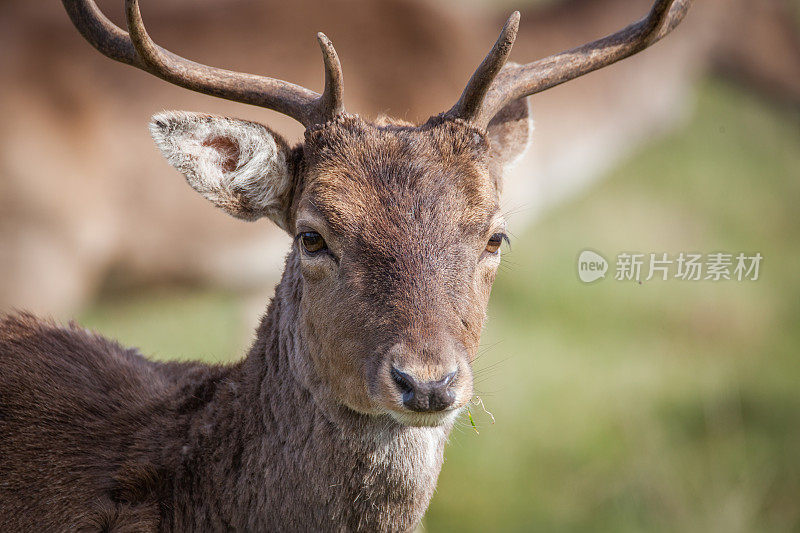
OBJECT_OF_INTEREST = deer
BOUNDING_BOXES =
[0,0,690,530]
[1,0,797,317]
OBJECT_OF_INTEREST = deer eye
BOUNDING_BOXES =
[299,232,327,255]
[485,233,507,254]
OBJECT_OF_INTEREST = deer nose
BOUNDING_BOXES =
[390,367,457,412]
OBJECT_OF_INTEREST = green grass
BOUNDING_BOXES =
[79,78,800,531]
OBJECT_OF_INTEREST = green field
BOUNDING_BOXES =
[81,78,800,532]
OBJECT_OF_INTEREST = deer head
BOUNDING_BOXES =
[64,0,691,426]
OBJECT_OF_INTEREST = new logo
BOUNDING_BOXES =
[577,250,608,283]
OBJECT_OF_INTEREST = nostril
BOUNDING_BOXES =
[426,370,457,411]
[440,370,457,388]
[391,367,416,399]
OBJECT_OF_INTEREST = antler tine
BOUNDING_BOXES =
[446,11,520,122]
[316,33,346,119]
[454,0,693,128]
[63,0,345,128]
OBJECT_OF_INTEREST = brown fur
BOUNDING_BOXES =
[0,108,531,531]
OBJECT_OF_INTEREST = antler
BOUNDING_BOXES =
[62,0,345,128]
[448,0,693,128]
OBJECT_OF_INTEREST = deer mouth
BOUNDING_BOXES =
[387,407,462,428]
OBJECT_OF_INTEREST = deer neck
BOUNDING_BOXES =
[220,251,451,530]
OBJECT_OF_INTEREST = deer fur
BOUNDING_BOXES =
[0,102,532,531]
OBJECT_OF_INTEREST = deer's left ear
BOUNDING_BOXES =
[486,96,533,172]
[150,111,295,231]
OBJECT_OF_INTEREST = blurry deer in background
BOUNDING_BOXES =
[0,0,797,316]
[0,0,691,529]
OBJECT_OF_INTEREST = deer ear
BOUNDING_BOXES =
[150,111,294,230]
[486,96,533,171]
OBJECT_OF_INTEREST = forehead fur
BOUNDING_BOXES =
[300,115,499,237]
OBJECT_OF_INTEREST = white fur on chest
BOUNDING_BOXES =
[369,424,449,489]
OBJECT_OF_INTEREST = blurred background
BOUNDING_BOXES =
[1,0,799,530]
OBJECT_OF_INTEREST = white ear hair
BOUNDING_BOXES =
[149,111,292,228]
